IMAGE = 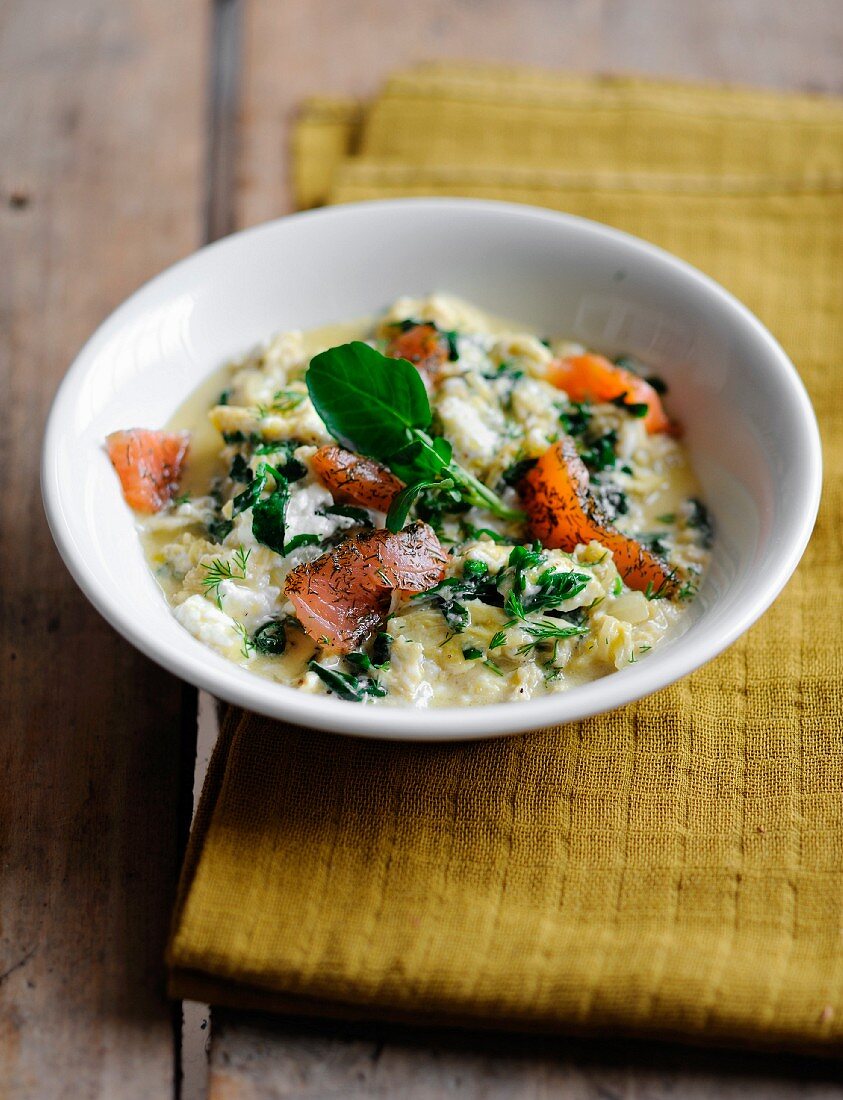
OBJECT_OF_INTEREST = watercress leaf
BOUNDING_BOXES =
[306,341,431,458]
[387,437,447,484]
[432,436,453,465]
[386,480,442,533]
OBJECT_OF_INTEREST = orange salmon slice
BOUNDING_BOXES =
[520,438,678,597]
[285,521,446,652]
[106,428,190,514]
[311,445,404,513]
[546,353,674,435]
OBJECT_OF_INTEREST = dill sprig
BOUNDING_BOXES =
[503,590,589,656]
[233,621,255,660]
[202,546,252,608]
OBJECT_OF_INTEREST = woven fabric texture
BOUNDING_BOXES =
[168,67,843,1053]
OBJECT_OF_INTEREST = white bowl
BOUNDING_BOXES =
[42,199,821,740]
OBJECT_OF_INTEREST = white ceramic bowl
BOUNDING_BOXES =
[42,199,821,740]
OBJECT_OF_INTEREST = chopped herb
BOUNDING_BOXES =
[483,658,504,676]
[218,389,231,406]
[461,523,508,544]
[222,430,261,445]
[253,619,288,655]
[644,569,680,601]
[228,453,252,483]
[233,622,254,660]
[559,402,593,438]
[499,457,538,488]
[439,600,470,634]
[594,485,628,522]
[462,646,483,660]
[201,547,251,608]
[612,576,623,597]
[321,503,373,526]
[371,632,393,668]
[686,498,714,547]
[444,330,460,361]
[610,392,649,418]
[282,533,321,554]
[173,492,192,506]
[503,589,588,654]
[345,651,373,672]
[252,487,289,554]
[418,558,501,610]
[308,660,386,702]
[580,430,618,473]
[657,513,676,524]
[507,543,545,596]
[208,517,234,543]
[272,389,307,411]
[488,630,507,650]
[522,567,591,614]
[639,532,669,557]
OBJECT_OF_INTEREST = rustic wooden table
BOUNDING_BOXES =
[3,2,842,1096]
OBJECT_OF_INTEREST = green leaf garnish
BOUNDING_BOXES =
[306,342,526,533]
[321,504,374,526]
[282,533,321,554]
[201,546,251,608]
[308,660,387,702]
[253,619,288,655]
[307,340,431,457]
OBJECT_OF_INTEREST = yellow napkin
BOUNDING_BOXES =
[169,67,843,1053]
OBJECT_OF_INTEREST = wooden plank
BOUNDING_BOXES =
[0,1,207,1096]
[208,1012,843,1100]
[234,0,843,228]
[211,0,843,1095]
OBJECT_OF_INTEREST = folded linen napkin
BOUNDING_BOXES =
[168,67,843,1053]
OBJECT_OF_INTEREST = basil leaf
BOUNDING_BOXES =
[307,341,431,459]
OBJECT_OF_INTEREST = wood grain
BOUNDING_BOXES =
[0,1,206,1096]
[208,1012,843,1100]
[235,0,843,228]
[209,0,843,1095]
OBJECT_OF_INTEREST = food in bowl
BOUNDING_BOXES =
[107,295,711,707]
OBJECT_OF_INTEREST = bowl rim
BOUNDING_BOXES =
[41,197,823,741]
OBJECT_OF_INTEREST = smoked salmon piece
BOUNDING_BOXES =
[386,323,450,387]
[106,428,190,514]
[311,444,404,513]
[546,353,673,435]
[285,521,447,652]
[521,438,679,598]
